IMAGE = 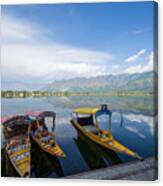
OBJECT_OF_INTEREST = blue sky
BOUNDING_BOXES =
[1,2,156,90]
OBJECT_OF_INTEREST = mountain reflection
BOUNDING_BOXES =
[45,96,154,115]
[1,96,157,177]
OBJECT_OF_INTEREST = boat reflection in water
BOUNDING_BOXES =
[31,142,64,178]
[71,105,142,160]
[2,143,64,178]
[1,148,20,177]
[74,131,122,170]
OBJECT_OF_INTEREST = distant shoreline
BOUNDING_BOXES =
[1,90,154,98]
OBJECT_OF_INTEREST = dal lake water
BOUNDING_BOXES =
[1,96,157,178]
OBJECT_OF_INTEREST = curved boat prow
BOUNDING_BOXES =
[123,146,143,160]
[26,111,66,158]
[109,139,143,161]
[133,153,144,161]
[71,105,143,161]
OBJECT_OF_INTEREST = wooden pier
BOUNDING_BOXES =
[66,157,158,181]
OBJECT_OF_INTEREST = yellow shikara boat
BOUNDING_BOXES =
[71,104,143,160]
[26,111,65,158]
[2,115,31,177]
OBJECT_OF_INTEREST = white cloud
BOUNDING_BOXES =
[125,126,146,139]
[124,113,155,136]
[1,15,114,85]
[125,49,146,63]
[112,65,120,69]
[124,52,153,74]
[1,15,48,43]
[134,30,144,35]
[123,65,142,74]
[2,43,113,81]
[133,29,148,35]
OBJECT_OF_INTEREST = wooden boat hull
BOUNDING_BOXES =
[31,136,65,158]
[31,142,64,177]
[6,145,31,177]
[76,131,122,165]
[71,120,142,160]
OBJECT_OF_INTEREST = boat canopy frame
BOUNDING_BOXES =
[2,114,31,145]
[25,111,56,133]
[73,105,112,135]
[2,115,29,127]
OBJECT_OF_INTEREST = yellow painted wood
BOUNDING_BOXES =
[74,107,99,114]
[5,124,31,177]
[6,146,30,177]
[32,135,66,158]
[10,148,29,158]
[73,122,141,160]
[31,118,66,158]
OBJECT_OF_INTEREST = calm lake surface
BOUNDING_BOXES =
[1,96,157,178]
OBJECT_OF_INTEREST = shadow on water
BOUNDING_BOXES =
[31,142,64,178]
[74,131,122,170]
[1,148,19,177]
[1,96,157,177]
[1,142,64,178]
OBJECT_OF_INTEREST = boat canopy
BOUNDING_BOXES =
[74,105,112,117]
[74,108,99,115]
[1,115,28,127]
[25,111,56,120]
[95,108,111,117]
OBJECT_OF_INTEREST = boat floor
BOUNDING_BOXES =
[83,125,98,134]
[6,146,30,177]
[31,135,65,157]
[72,122,140,159]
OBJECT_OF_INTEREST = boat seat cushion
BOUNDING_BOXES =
[83,125,98,134]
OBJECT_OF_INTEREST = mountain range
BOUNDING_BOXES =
[43,71,155,93]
